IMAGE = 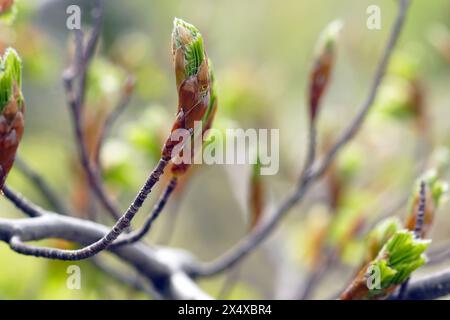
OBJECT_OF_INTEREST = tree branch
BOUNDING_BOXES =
[91,256,160,298]
[62,0,122,221]
[14,156,71,215]
[191,0,411,277]
[6,158,168,260]
[112,177,177,247]
[2,185,43,218]
[0,212,210,299]
[392,268,450,300]
[94,75,135,167]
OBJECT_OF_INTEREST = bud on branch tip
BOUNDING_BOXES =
[308,20,342,122]
[0,47,24,188]
[164,18,218,175]
[341,229,430,300]
[172,18,206,87]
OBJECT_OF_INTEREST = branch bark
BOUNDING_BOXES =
[112,177,177,247]
[0,212,210,299]
[6,159,168,260]
[392,268,450,300]
[192,0,411,277]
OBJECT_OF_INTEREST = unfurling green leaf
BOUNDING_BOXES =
[341,230,430,300]
[172,18,206,86]
[0,48,23,112]
[365,230,430,298]
[0,47,24,188]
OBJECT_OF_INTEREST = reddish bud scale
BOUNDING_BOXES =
[249,173,264,230]
[409,80,428,134]
[309,51,333,121]
[0,0,14,14]
[169,88,216,176]
[162,19,217,176]
[161,74,210,162]
[0,87,24,188]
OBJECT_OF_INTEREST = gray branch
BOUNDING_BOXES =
[393,268,450,300]
[192,0,411,278]
[0,212,211,300]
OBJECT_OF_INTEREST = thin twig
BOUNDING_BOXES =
[76,0,104,110]
[91,257,160,298]
[311,0,410,180]
[426,241,450,265]
[63,0,122,221]
[112,176,177,247]
[0,212,211,299]
[67,95,123,220]
[303,121,318,179]
[397,180,426,299]
[217,263,243,299]
[2,185,42,218]
[191,0,410,278]
[156,179,190,245]
[14,156,71,215]
[414,181,427,237]
[297,247,338,300]
[8,158,168,260]
[94,75,135,166]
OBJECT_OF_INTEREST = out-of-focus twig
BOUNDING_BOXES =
[2,185,42,217]
[14,156,71,215]
[217,263,243,300]
[7,158,168,260]
[191,0,411,278]
[426,241,450,265]
[112,177,177,247]
[91,257,160,298]
[397,181,426,299]
[94,75,136,166]
[62,0,122,221]
[156,196,183,245]
[297,247,338,300]
[0,202,211,299]
[390,267,450,300]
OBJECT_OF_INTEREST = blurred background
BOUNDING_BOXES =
[0,0,449,299]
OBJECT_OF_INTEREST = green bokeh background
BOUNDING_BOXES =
[0,0,449,299]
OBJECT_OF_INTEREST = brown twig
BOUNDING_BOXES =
[94,75,135,167]
[112,176,177,247]
[62,0,122,221]
[7,158,168,260]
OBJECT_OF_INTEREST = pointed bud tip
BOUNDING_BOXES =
[320,19,343,53]
[0,47,23,112]
[171,18,206,80]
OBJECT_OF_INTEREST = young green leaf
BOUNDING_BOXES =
[0,48,24,188]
